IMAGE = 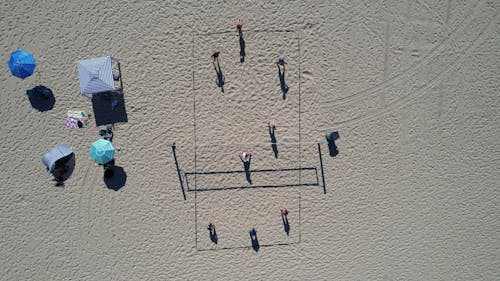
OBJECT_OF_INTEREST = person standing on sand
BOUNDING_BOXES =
[236,19,243,33]
[269,119,276,135]
[55,165,67,175]
[237,20,246,63]
[207,222,216,237]
[281,209,290,235]
[207,222,218,244]
[277,55,287,70]
[211,51,225,91]
[277,55,289,95]
[212,51,220,61]
[240,151,251,163]
[240,150,252,184]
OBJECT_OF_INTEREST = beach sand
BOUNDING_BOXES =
[0,0,499,279]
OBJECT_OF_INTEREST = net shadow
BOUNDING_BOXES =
[185,167,318,191]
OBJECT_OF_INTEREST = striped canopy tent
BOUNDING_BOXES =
[76,56,121,98]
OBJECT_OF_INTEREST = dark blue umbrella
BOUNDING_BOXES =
[8,50,36,79]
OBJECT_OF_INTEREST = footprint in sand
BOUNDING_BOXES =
[302,70,313,80]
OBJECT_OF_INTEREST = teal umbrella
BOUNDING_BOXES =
[90,139,115,164]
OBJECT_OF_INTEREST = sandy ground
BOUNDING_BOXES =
[0,0,499,280]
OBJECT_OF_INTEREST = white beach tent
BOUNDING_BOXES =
[76,56,122,98]
[42,144,74,172]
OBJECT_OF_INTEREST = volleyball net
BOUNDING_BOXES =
[172,140,325,193]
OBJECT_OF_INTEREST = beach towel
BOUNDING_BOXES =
[67,110,88,120]
[66,110,89,128]
[65,116,80,129]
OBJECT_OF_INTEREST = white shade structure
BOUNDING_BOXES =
[76,56,117,97]
[42,144,74,171]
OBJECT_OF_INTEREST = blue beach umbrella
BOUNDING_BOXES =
[89,139,115,164]
[8,50,36,79]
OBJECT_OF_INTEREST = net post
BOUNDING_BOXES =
[317,142,326,194]
[170,143,186,200]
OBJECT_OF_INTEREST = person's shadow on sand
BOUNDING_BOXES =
[244,161,252,184]
[277,65,289,99]
[249,228,259,252]
[269,126,279,158]
[282,213,290,235]
[239,31,246,63]
[208,224,218,244]
[212,52,225,92]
